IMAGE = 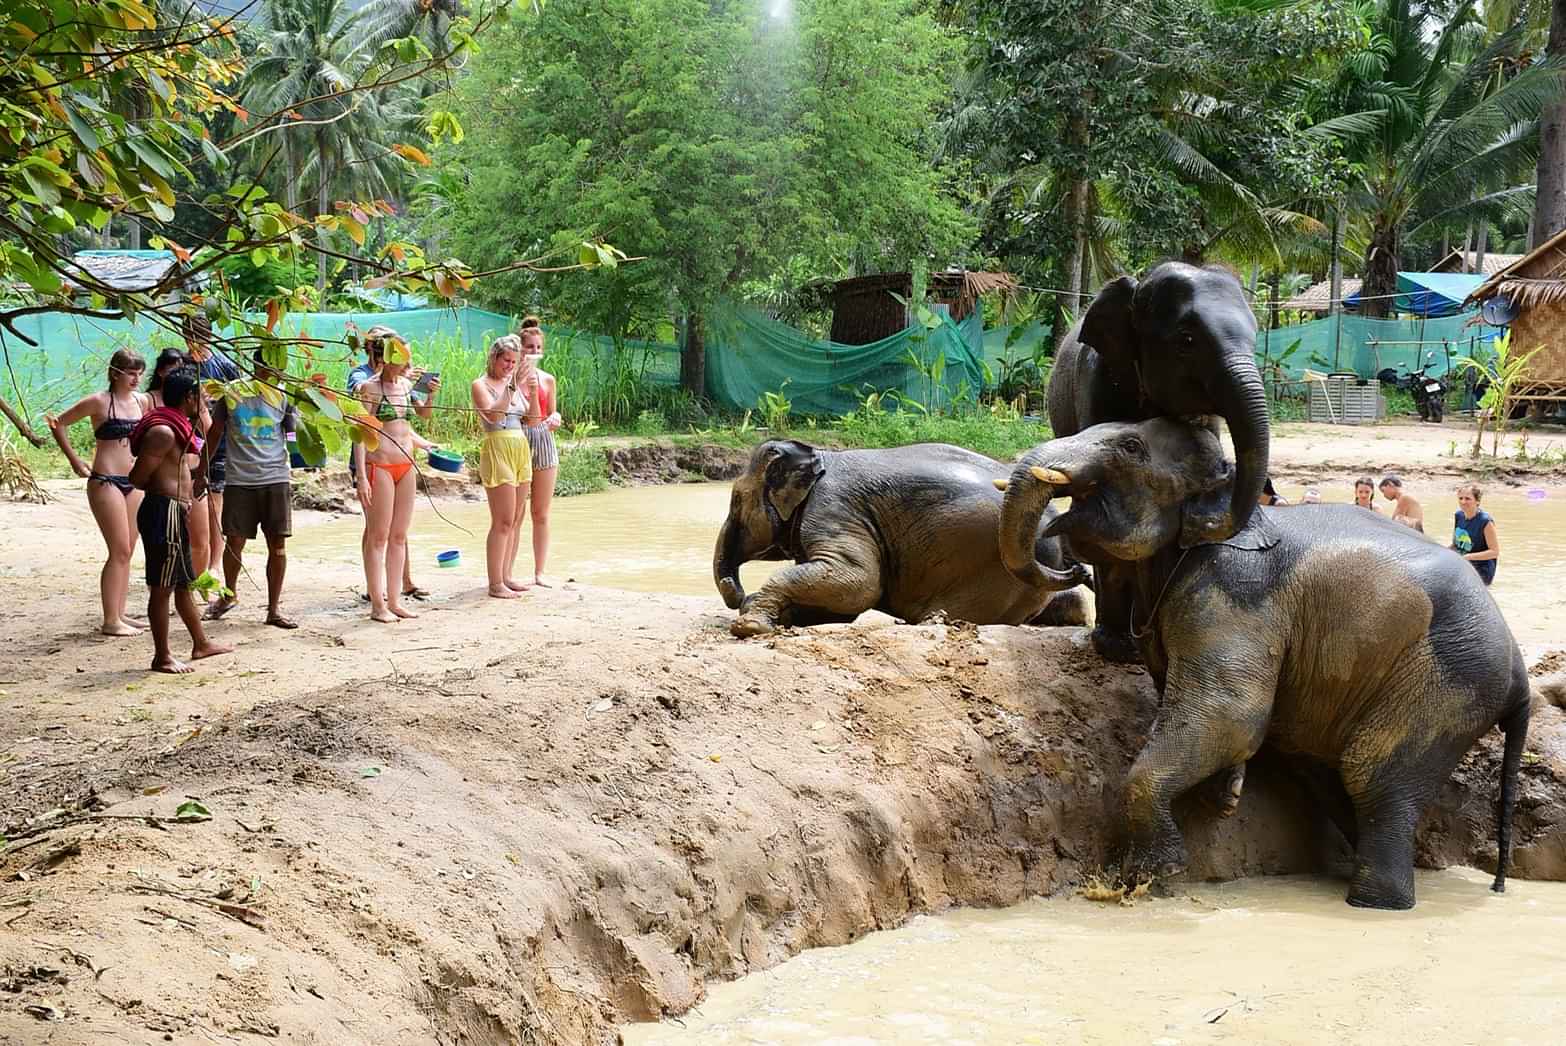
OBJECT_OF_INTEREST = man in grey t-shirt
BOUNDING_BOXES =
[203,349,297,629]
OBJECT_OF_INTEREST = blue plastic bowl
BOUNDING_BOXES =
[428,449,464,474]
[436,549,461,568]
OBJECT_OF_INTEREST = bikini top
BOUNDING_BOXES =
[372,382,411,423]
[95,396,138,442]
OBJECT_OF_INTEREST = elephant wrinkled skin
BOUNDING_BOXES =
[999,418,1531,910]
[714,440,1090,637]
[1047,262,1269,662]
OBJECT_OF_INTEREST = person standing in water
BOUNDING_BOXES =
[1451,484,1500,586]
[1379,474,1424,532]
[471,335,532,597]
[1354,476,1380,512]
[46,349,150,635]
[355,336,439,622]
[127,366,234,673]
[518,317,563,587]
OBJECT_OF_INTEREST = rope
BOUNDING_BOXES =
[1128,547,1194,643]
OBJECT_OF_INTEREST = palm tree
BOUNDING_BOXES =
[241,0,412,288]
[1306,0,1561,316]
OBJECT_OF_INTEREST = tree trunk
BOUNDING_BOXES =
[681,310,706,400]
[1328,200,1345,316]
[1462,220,1474,270]
[1362,222,1399,319]
[1533,0,1566,248]
[1078,230,1092,304]
[1267,273,1281,330]
[0,394,45,447]
[127,217,141,251]
[1475,219,1490,275]
[316,138,330,292]
[1057,174,1089,351]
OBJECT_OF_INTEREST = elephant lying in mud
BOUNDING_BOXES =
[998,418,1531,910]
[714,439,1090,637]
[1047,263,1269,663]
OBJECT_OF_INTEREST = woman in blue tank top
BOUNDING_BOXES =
[1450,484,1499,586]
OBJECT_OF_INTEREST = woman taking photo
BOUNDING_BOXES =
[354,335,438,622]
[47,350,150,635]
[471,335,533,598]
[518,317,563,587]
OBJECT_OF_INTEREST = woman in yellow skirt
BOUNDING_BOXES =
[470,335,534,598]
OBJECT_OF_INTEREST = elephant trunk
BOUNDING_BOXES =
[1218,358,1271,534]
[999,454,1081,589]
[713,515,746,609]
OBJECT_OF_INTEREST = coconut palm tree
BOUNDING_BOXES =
[1306,0,1561,316]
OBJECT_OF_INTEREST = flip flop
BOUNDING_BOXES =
[403,586,431,601]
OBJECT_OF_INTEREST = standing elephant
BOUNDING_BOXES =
[715,439,1089,637]
[1047,263,1268,662]
[998,418,1530,910]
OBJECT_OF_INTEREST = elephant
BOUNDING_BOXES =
[997,417,1530,910]
[1046,262,1269,663]
[714,439,1090,637]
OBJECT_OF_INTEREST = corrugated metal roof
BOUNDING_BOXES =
[64,250,180,293]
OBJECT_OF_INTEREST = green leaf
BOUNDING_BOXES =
[304,385,343,422]
[200,137,228,172]
[125,135,176,180]
[20,166,60,207]
[65,106,101,152]
[360,766,382,778]
[175,799,212,821]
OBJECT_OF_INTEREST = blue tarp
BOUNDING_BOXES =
[1344,271,1488,317]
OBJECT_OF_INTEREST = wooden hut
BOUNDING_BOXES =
[1464,228,1566,409]
[810,270,1018,345]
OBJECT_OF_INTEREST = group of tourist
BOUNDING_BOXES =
[1261,473,1501,585]
[46,315,561,672]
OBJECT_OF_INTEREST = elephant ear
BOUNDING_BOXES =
[764,440,825,522]
[1078,275,1138,362]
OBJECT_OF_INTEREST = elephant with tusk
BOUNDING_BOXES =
[714,439,1091,637]
[998,417,1531,910]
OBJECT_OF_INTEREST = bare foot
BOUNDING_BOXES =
[204,597,237,621]
[191,640,234,661]
[122,615,150,630]
[265,612,299,630]
[101,620,144,637]
[533,575,554,588]
[487,585,521,600]
[370,608,400,623]
[388,604,419,620]
[151,655,194,674]
[504,578,530,592]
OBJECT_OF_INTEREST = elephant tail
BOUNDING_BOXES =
[1491,699,1531,894]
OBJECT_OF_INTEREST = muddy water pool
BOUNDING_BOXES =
[624,869,1566,1045]
[299,480,1563,648]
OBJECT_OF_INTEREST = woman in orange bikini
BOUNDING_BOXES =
[354,336,439,623]
[46,349,151,635]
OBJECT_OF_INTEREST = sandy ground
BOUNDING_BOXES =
[0,426,1563,1045]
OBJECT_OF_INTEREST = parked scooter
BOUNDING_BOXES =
[1377,351,1447,422]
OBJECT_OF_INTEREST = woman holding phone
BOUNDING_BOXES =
[471,335,533,597]
[518,317,562,587]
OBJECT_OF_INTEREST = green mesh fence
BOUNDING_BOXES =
[1,298,1509,425]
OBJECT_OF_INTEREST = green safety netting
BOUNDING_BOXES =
[1,296,1508,423]
[1257,309,1504,381]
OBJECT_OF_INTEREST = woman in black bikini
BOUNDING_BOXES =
[46,349,151,635]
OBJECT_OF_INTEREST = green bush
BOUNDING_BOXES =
[555,445,610,496]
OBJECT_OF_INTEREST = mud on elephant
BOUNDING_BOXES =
[714,440,1091,637]
[1047,262,1269,663]
[998,418,1530,910]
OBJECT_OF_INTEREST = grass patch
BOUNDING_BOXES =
[555,445,610,497]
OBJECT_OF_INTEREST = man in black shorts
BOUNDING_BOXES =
[128,367,235,673]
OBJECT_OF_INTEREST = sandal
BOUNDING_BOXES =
[403,586,431,601]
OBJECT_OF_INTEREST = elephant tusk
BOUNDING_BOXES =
[993,478,1009,491]
[1029,465,1071,485]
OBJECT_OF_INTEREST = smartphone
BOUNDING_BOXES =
[411,370,440,398]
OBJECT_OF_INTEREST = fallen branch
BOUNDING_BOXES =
[1,811,206,850]
[128,884,266,929]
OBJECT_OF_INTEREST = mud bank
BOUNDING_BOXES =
[2,593,1563,1045]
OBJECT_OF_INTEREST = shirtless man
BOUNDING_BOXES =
[1379,474,1425,532]
[128,366,235,673]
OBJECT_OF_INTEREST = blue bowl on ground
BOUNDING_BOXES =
[429,449,464,474]
[436,549,461,568]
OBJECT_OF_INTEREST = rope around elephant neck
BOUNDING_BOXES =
[1128,547,1194,642]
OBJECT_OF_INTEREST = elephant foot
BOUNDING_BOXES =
[1196,764,1246,819]
[730,613,776,638]
[1090,627,1141,664]
[1345,863,1416,910]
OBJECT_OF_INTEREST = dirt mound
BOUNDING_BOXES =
[606,443,749,485]
[3,607,1563,1045]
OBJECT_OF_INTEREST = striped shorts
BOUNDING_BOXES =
[138,493,196,589]
[525,424,559,471]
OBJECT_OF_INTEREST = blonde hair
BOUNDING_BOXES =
[488,335,521,378]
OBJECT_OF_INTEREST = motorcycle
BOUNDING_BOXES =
[1377,351,1447,423]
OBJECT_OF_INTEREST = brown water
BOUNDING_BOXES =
[623,869,1566,1046]
[298,481,1563,648]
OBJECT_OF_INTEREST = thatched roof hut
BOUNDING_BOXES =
[1464,228,1566,407]
[809,270,1018,346]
